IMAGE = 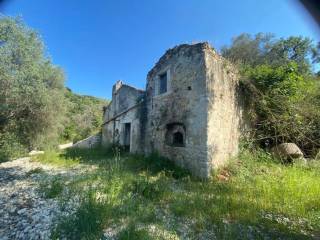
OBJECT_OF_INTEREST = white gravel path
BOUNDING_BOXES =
[0,157,82,240]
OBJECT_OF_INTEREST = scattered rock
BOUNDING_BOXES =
[17,208,27,215]
[28,150,44,156]
[271,143,304,162]
[217,174,229,181]
[216,169,230,181]
[0,157,81,239]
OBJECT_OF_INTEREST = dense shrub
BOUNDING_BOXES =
[222,33,320,156]
[241,63,320,155]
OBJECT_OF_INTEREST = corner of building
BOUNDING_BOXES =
[203,45,242,175]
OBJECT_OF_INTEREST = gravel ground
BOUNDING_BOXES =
[0,157,81,240]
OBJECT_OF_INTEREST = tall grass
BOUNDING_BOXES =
[42,146,320,239]
[39,177,64,199]
[32,150,79,167]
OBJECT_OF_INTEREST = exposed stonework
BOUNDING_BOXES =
[73,133,101,149]
[102,81,144,153]
[102,42,242,178]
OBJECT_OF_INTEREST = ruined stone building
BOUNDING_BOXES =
[102,42,241,178]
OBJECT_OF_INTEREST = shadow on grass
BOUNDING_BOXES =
[62,146,190,179]
[54,147,315,240]
[54,179,312,240]
[61,146,114,164]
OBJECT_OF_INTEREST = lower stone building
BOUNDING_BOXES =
[102,42,242,178]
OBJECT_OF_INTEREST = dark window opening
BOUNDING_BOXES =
[187,86,192,90]
[173,132,184,146]
[159,72,167,94]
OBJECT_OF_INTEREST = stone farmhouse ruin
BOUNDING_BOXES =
[101,42,242,178]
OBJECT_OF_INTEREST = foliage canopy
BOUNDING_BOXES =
[0,16,66,161]
[61,88,109,143]
[222,33,320,156]
[0,17,109,161]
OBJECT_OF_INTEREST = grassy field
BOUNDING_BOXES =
[33,147,320,240]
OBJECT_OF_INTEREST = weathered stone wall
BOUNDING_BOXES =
[103,81,144,121]
[144,43,209,177]
[101,42,242,178]
[73,133,101,149]
[101,81,144,153]
[204,46,241,171]
[102,107,141,152]
[101,119,114,147]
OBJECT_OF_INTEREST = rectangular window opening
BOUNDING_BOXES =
[159,72,167,94]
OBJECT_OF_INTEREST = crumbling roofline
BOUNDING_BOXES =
[101,100,144,126]
[114,83,145,95]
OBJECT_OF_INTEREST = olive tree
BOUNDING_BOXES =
[0,16,66,161]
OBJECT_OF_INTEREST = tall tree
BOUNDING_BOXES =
[0,16,66,161]
[222,33,320,156]
[221,33,320,74]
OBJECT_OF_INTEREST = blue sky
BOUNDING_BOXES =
[2,0,319,99]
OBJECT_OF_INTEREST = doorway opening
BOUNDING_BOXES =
[124,123,131,151]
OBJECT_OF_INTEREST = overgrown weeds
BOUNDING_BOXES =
[32,150,79,167]
[26,167,44,176]
[52,189,110,239]
[41,146,320,239]
[39,177,64,199]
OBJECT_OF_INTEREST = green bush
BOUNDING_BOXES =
[222,33,320,156]
[118,224,151,240]
[26,167,44,176]
[241,63,320,156]
[125,177,163,200]
[0,17,109,160]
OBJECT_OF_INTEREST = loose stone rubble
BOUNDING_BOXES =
[0,157,80,240]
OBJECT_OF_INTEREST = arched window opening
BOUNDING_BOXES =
[165,123,186,147]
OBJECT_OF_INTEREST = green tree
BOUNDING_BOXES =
[242,63,320,154]
[61,88,108,143]
[0,16,66,161]
[221,33,320,74]
[222,33,320,156]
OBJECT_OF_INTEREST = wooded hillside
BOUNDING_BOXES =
[61,88,109,143]
[0,17,108,162]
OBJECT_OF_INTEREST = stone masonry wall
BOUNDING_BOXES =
[102,82,144,153]
[144,43,210,177]
[101,42,241,178]
[102,108,141,152]
[204,46,241,171]
[73,133,101,149]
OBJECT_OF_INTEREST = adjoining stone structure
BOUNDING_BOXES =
[102,42,242,178]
